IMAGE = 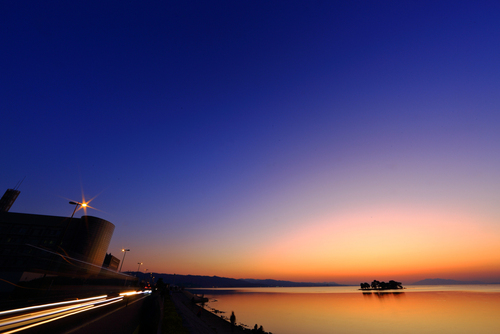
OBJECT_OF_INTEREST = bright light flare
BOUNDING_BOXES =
[66,186,106,216]
[119,290,151,296]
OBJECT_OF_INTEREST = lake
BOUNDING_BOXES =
[189,285,500,334]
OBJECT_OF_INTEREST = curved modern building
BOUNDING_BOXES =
[0,212,115,284]
[0,195,135,306]
[63,215,115,269]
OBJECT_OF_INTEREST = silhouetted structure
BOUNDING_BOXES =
[0,189,20,212]
[103,252,120,271]
[0,211,115,293]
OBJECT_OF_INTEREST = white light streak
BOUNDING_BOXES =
[0,295,107,316]
[0,295,124,333]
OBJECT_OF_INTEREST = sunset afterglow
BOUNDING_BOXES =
[2,1,500,285]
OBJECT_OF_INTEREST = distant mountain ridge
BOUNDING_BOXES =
[243,279,342,287]
[128,272,343,288]
[412,278,484,285]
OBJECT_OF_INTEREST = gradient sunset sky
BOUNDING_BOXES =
[1,1,499,284]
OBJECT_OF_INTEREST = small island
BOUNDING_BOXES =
[360,280,404,290]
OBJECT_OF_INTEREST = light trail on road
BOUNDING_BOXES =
[0,290,151,333]
[0,295,107,316]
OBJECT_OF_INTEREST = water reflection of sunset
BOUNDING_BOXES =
[205,289,500,334]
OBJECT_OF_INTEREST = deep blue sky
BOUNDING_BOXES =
[2,1,500,282]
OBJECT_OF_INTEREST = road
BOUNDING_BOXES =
[0,291,162,334]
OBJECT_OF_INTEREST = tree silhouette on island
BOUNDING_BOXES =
[360,280,403,290]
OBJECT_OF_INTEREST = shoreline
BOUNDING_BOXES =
[170,290,268,334]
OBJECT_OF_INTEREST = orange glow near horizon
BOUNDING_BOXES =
[113,202,500,284]
[227,206,500,283]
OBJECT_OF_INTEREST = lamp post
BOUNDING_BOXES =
[119,248,130,272]
[60,201,88,246]
[137,262,143,272]
[69,201,87,218]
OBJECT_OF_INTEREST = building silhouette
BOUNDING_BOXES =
[0,211,116,294]
[0,189,21,212]
[103,252,120,271]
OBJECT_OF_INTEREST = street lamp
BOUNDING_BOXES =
[69,201,87,218]
[137,262,143,272]
[119,248,130,272]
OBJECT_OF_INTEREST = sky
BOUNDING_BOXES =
[1,1,500,284]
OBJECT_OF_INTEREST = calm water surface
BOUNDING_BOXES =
[190,285,500,334]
